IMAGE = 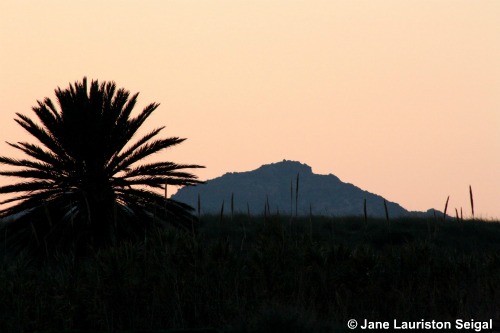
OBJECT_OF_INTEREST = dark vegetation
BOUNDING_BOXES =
[0,78,498,332]
[0,78,203,258]
[1,215,499,332]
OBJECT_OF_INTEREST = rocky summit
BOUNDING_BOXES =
[172,160,438,218]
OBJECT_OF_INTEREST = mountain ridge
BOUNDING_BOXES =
[172,160,440,218]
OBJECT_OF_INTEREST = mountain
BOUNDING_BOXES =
[172,160,439,218]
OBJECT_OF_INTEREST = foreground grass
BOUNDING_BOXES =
[1,215,500,332]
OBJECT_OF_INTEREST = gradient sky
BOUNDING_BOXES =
[1,1,499,218]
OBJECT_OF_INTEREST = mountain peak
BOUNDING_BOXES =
[255,159,312,175]
[172,160,426,217]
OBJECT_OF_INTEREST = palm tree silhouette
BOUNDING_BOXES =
[0,77,204,256]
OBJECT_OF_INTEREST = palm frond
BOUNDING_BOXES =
[0,156,56,174]
[0,77,204,258]
[106,127,164,172]
[121,161,204,179]
[111,137,186,174]
[15,113,67,158]
[7,142,67,170]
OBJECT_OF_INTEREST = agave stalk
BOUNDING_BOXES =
[469,185,474,220]
[363,198,367,225]
[219,201,224,222]
[231,192,234,222]
[295,173,300,217]
[164,181,169,220]
[455,208,459,222]
[263,201,267,219]
[443,196,450,221]
[383,199,390,223]
[309,203,313,241]
[197,193,201,220]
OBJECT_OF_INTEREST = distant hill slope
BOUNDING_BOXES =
[172,160,438,218]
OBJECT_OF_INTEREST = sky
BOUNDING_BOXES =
[0,0,499,219]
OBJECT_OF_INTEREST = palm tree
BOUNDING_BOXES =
[0,77,204,256]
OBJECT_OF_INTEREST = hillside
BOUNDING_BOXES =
[172,160,438,218]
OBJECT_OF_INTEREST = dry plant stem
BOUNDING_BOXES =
[295,173,299,218]
[469,185,475,220]
[266,195,270,217]
[264,198,267,219]
[164,181,168,221]
[197,193,201,220]
[384,199,390,224]
[363,199,367,225]
[231,193,234,222]
[443,196,450,221]
[219,201,224,222]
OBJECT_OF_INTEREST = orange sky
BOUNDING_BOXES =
[1,1,499,218]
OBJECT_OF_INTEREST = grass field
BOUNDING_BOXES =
[1,214,499,332]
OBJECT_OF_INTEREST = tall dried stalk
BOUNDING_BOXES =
[231,192,234,222]
[309,203,312,222]
[219,201,224,222]
[164,181,168,219]
[469,185,474,220]
[197,193,201,220]
[443,196,450,221]
[363,199,367,225]
[383,199,390,223]
[295,173,300,217]
[362,199,368,239]
[309,203,313,241]
[266,195,270,217]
